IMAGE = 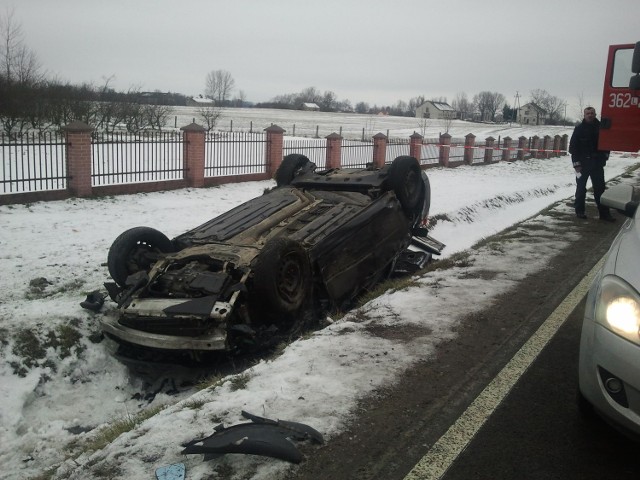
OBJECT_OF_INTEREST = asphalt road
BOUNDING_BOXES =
[289,200,639,480]
[440,295,640,480]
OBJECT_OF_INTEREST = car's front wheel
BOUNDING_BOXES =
[252,237,311,314]
[388,155,423,213]
[107,226,175,287]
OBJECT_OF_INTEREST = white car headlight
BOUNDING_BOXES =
[595,275,640,346]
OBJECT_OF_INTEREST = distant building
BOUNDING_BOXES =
[187,96,215,107]
[415,101,456,120]
[301,102,320,111]
[517,102,547,125]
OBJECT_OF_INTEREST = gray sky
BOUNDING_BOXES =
[3,0,639,119]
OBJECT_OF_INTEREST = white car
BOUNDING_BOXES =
[578,183,640,438]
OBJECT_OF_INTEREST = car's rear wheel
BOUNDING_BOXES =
[252,237,311,314]
[275,154,314,186]
[107,226,174,287]
[388,156,423,212]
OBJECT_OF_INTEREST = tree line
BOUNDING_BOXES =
[1,8,571,137]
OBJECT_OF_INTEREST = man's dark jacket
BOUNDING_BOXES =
[569,118,610,168]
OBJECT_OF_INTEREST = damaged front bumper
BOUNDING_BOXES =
[100,296,231,351]
[101,314,228,351]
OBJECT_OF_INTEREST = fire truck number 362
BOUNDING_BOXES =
[608,92,639,108]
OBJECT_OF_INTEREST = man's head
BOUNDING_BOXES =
[583,107,597,123]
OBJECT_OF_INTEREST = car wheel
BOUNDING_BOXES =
[388,156,423,212]
[107,226,174,287]
[252,237,311,314]
[275,154,314,186]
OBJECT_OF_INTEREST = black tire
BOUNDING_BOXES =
[275,154,314,187]
[387,156,423,212]
[252,237,311,314]
[107,226,174,287]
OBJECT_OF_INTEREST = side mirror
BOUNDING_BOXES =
[632,41,640,74]
[600,184,639,218]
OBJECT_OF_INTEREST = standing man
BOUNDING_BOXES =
[569,106,615,221]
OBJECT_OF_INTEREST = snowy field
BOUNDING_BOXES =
[1,133,638,478]
[172,106,574,141]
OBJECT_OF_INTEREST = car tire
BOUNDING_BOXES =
[388,156,423,212]
[252,237,311,314]
[275,154,314,187]
[107,226,174,287]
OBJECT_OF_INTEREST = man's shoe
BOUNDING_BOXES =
[576,213,588,219]
[599,215,616,222]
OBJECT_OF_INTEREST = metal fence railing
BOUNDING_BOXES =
[341,140,374,168]
[205,131,267,177]
[283,137,327,169]
[92,131,183,186]
[0,132,67,194]
[385,138,410,164]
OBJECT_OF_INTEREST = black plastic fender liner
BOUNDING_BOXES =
[181,423,304,463]
[241,410,324,444]
[181,411,324,464]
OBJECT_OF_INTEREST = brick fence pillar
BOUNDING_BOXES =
[464,133,475,165]
[326,132,343,169]
[531,135,542,159]
[560,134,569,155]
[63,121,94,197]
[502,136,512,162]
[484,136,495,164]
[543,135,552,159]
[265,124,286,177]
[181,122,206,187]
[517,136,527,160]
[439,133,451,167]
[372,132,387,168]
[410,132,423,162]
[553,135,562,158]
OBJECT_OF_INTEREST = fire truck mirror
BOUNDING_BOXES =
[632,41,640,74]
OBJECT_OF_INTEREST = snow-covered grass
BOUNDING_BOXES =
[1,140,638,479]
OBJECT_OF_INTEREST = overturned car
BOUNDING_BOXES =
[100,154,443,356]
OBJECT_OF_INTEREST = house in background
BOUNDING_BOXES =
[415,101,456,120]
[518,102,547,125]
[301,103,320,111]
[186,95,215,107]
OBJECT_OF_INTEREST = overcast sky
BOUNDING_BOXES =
[3,0,639,119]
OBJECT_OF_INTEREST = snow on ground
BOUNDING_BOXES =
[0,145,638,479]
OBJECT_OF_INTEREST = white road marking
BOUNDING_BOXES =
[403,258,604,480]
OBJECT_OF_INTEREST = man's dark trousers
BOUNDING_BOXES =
[575,163,607,216]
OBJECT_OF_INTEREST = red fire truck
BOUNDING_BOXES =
[599,41,640,152]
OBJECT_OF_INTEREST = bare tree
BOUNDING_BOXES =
[297,86,322,105]
[417,117,431,138]
[144,103,173,130]
[441,110,455,134]
[320,90,337,111]
[205,70,235,104]
[197,104,222,131]
[452,92,471,120]
[233,89,247,107]
[529,89,565,124]
[408,96,425,116]
[0,8,42,85]
[473,91,505,121]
